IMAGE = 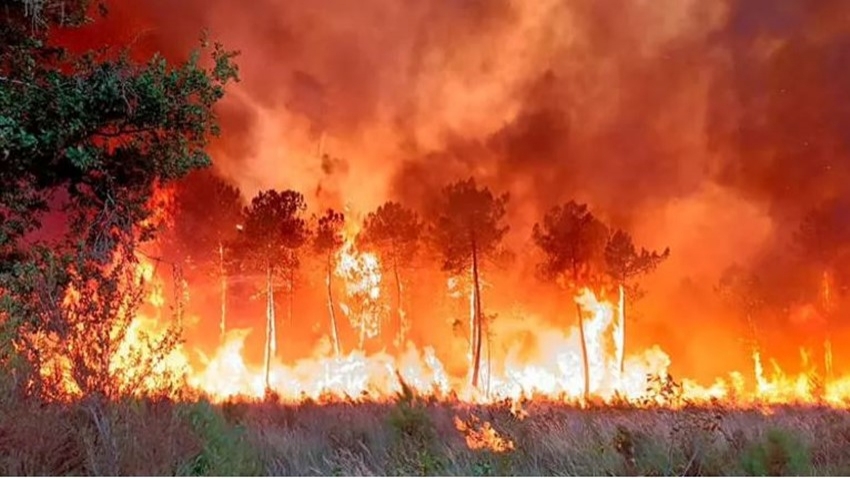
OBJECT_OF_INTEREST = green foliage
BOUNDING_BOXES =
[178,400,262,476]
[0,39,239,255]
[472,459,493,476]
[386,378,445,475]
[469,450,515,477]
[388,379,435,444]
[740,428,812,476]
[613,424,680,476]
[0,6,238,399]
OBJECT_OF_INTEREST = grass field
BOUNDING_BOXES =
[2,386,849,477]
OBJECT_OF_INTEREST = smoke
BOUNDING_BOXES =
[56,0,850,379]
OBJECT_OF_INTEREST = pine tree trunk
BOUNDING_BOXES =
[616,283,626,376]
[270,279,277,357]
[571,263,591,404]
[575,301,590,403]
[326,252,341,357]
[825,336,833,385]
[287,269,294,328]
[219,241,227,343]
[263,263,272,392]
[393,258,405,348]
[469,273,476,370]
[173,264,185,329]
[821,270,833,385]
[471,245,484,389]
[486,321,491,398]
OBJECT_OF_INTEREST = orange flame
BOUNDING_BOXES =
[335,227,384,345]
[454,415,515,453]
[32,203,850,408]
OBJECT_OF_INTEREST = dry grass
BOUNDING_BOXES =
[240,401,850,476]
[3,391,850,476]
[0,395,201,475]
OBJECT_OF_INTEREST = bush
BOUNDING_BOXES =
[178,400,263,476]
[386,378,445,475]
[741,428,812,476]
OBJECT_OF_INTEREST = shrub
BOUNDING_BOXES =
[741,428,812,476]
[178,400,263,476]
[386,377,445,475]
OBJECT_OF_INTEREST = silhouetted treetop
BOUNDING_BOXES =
[170,170,244,264]
[533,201,608,285]
[430,178,510,273]
[237,190,309,271]
[604,229,669,283]
[313,209,345,255]
[358,201,422,263]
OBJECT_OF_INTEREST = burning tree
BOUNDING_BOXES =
[313,209,345,357]
[0,2,238,398]
[235,190,309,392]
[533,201,609,403]
[170,170,244,342]
[797,197,850,310]
[1,187,188,400]
[0,16,238,266]
[717,265,768,355]
[430,178,509,390]
[795,197,850,380]
[358,201,422,348]
[603,229,669,376]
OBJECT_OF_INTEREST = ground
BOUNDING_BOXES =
[1,391,848,476]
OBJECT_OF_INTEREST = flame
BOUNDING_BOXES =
[175,279,850,406]
[33,252,190,399]
[30,201,850,408]
[37,258,850,407]
[335,221,385,346]
[140,182,177,233]
[454,415,515,453]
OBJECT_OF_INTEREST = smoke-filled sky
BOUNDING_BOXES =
[60,0,850,378]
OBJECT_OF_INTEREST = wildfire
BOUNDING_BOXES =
[33,251,189,399]
[32,211,850,410]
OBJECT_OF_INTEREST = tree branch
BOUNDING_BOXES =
[0,76,43,89]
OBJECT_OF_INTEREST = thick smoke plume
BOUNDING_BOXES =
[59,0,850,380]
